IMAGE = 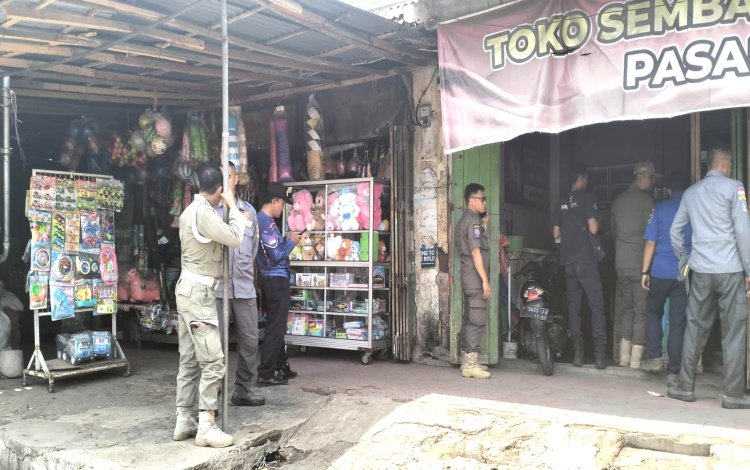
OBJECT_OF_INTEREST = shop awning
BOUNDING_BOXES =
[438,0,750,154]
[0,0,436,116]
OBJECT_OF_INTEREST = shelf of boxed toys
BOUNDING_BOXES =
[23,308,130,393]
[288,309,390,317]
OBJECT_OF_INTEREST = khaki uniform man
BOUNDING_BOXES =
[456,183,491,379]
[173,164,244,448]
[611,161,655,368]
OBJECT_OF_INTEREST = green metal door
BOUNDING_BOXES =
[450,144,501,365]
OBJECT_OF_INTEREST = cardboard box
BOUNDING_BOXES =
[295,273,312,287]
[372,266,386,288]
[329,272,354,287]
[308,320,324,337]
[343,321,365,329]
[346,328,367,341]
[311,273,326,287]
[287,314,309,335]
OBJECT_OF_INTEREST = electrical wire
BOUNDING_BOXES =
[1,86,26,168]
[414,64,438,127]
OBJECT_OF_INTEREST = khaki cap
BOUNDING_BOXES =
[633,161,661,177]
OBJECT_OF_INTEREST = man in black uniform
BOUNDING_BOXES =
[553,163,607,369]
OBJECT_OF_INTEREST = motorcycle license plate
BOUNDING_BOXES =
[520,305,549,321]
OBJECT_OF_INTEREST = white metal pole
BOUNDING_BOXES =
[507,265,511,342]
[220,0,230,432]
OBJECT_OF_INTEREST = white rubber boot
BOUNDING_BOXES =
[460,351,488,371]
[195,410,234,448]
[619,338,632,367]
[630,344,644,369]
[173,407,197,441]
[461,352,491,379]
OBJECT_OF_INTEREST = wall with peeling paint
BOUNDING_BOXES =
[411,65,450,360]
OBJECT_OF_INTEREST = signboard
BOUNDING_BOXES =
[420,243,437,269]
[438,0,750,153]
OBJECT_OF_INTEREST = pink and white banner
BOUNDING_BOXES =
[438,0,750,153]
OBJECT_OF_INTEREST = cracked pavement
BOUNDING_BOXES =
[1,346,750,469]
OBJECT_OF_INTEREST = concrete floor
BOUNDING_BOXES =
[1,344,749,469]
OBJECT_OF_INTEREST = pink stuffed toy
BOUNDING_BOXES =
[356,182,370,229]
[127,267,161,303]
[326,191,340,231]
[372,183,384,230]
[288,189,313,232]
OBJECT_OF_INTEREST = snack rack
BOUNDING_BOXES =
[23,169,130,393]
[282,177,391,364]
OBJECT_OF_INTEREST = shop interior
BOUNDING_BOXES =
[501,108,740,365]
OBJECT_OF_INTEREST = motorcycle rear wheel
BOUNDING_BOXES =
[536,336,555,376]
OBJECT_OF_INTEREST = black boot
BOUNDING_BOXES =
[278,362,297,380]
[573,340,584,367]
[594,341,608,370]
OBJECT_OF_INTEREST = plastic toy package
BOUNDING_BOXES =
[29,275,49,310]
[100,210,115,246]
[75,252,100,279]
[99,247,118,285]
[50,282,75,321]
[29,210,52,272]
[55,178,76,212]
[74,279,96,308]
[65,212,80,253]
[56,332,93,365]
[30,175,56,211]
[96,178,124,212]
[89,330,112,358]
[93,279,116,315]
[76,179,97,211]
[50,252,75,283]
[80,211,101,253]
[51,212,66,252]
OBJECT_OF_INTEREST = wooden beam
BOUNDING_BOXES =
[13,79,216,101]
[3,6,206,50]
[12,88,207,106]
[0,57,222,91]
[209,5,266,29]
[256,0,433,65]
[265,29,306,46]
[0,28,101,46]
[74,0,373,76]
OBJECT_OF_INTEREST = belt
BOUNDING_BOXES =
[181,269,219,290]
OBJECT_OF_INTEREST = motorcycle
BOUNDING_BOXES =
[514,254,569,376]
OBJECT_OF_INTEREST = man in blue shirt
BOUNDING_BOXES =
[640,172,692,388]
[256,182,301,386]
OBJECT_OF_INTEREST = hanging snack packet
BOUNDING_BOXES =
[50,282,75,321]
[50,252,75,283]
[52,212,66,252]
[29,275,49,310]
[80,211,101,254]
[55,178,76,212]
[76,252,100,279]
[100,210,115,246]
[65,212,80,253]
[74,279,96,308]
[30,175,56,211]
[93,279,117,315]
[76,179,97,211]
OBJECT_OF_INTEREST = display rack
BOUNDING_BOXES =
[23,169,130,392]
[282,177,392,364]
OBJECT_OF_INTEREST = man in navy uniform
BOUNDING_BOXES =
[640,172,692,388]
[256,182,302,386]
[670,148,750,409]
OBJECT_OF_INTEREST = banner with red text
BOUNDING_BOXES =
[438,0,750,153]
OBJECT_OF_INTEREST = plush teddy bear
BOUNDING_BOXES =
[301,234,318,261]
[349,241,360,261]
[377,241,390,263]
[326,234,342,261]
[127,267,160,303]
[326,191,340,231]
[312,233,325,260]
[288,189,313,232]
[338,239,351,261]
[372,183,384,231]
[337,192,361,231]
[310,189,326,231]
[355,182,370,229]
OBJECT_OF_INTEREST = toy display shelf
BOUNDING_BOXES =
[24,308,130,393]
[24,169,129,393]
[283,177,392,365]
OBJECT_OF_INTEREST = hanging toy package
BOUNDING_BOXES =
[65,212,80,253]
[74,279,96,308]
[80,212,101,254]
[29,275,49,310]
[76,252,100,279]
[30,175,56,212]
[96,178,124,212]
[55,178,76,212]
[50,252,75,283]
[50,282,75,321]
[100,210,115,247]
[274,106,293,182]
[99,247,118,286]
[93,279,117,315]
[52,212,66,253]
[29,210,52,272]
[76,179,97,211]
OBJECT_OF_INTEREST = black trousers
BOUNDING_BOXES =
[564,260,607,343]
[645,277,687,373]
[258,276,290,380]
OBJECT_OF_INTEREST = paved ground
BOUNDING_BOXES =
[1,344,749,469]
